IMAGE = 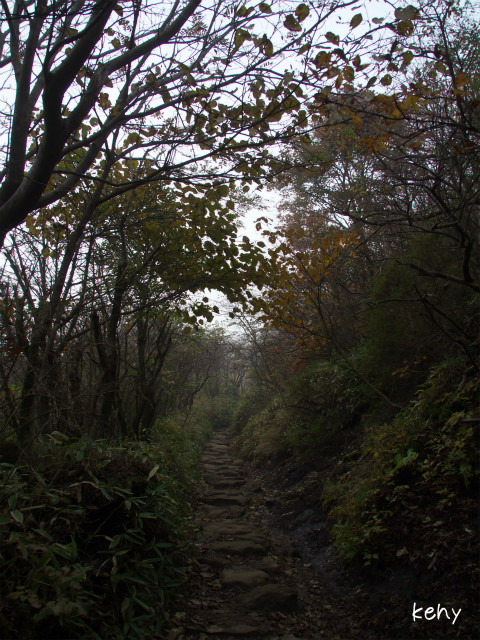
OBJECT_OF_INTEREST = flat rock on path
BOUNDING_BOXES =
[165,430,364,640]
[219,567,270,588]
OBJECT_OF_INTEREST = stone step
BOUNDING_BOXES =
[203,493,250,507]
[236,583,298,612]
[211,540,266,555]
[219,567,270,588]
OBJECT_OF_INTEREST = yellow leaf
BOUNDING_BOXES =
[147,465,160,481]
[351,113,362,129]
[99,93,111,110]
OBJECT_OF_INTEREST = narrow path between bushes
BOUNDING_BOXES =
[165,430,368,640]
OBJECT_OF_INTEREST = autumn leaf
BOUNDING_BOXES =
[263,37,274,57]
[396,20,414,36]
[402,51,414,67]
[344,66,355,82]
[233,29,249,53]
[99,93,111,110]
[455,72,471,87]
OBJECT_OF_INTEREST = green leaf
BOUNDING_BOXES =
[284,14,302,32]
[396,20,414,36]
[10,509,23,524]
[216,184,229,198]
[51,542,73,559]
[395,5,420,20]
[121,597,132,619]
[258,2,272,13]
[264,38,274,57]
[325,32,339,45]
[350,13,363,28]
[33,528,53,541]
[295,3,309,22]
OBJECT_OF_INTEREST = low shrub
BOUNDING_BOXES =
[0,429,203,639]
[231,386,272,436]
[150,404,212,487]
[235,360,363,461]
[284,361,362,453]
[235,395,295,462]
[323,358,479,572]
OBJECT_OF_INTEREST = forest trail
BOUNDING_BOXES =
[166,430,366,640]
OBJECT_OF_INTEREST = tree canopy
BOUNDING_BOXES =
[0,0,373,247]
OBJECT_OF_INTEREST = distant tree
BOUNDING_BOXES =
[259,0,479,402]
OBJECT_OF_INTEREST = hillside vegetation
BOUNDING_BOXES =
[0,1,478,638]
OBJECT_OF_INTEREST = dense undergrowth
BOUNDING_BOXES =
[0,406,212,640]
[234,355,479,636]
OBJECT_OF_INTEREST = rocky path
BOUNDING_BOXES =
[166,430,365,640]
